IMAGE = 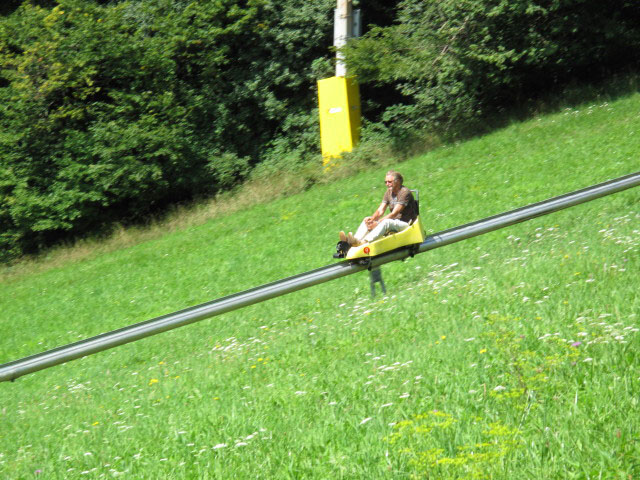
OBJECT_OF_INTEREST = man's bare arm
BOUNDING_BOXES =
[366,203,405,230]
[364,202,388,230]
[380,203,405,221]
[370,202,387,221]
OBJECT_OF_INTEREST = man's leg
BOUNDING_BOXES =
[353,219,370,243]
[363,219,409,243]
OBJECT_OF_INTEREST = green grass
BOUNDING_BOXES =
[1,94,639,479]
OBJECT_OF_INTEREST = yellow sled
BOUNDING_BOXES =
[345,216,426,260]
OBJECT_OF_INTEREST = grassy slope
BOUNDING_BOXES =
[0,96,638,478]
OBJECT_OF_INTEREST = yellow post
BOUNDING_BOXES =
[317,76,361,163]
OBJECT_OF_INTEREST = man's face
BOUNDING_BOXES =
[385,175,400,193]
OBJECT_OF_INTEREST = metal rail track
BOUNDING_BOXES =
[1,171,638,382]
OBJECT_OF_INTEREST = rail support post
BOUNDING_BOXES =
[369,266,386,297]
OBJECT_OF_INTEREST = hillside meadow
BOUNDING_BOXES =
[0,93,639,478]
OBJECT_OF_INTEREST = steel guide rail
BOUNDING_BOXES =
[1,171,639,382]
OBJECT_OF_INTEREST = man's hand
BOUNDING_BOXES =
[365,217,378,231]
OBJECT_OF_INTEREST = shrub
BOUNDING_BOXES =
[345,0,640,132]
[0,0,337,260]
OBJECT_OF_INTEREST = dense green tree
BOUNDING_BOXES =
[345,0,640,131]
[2,0,639,261]
[0,0,338,258]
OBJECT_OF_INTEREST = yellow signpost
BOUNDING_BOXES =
[317,76,361,163]
[317,0,361,164]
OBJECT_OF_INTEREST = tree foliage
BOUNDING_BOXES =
[344,0,640,131]
[1,0,639,260]
[0,0,337,259]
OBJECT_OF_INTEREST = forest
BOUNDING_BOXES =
[1,0,639,260]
